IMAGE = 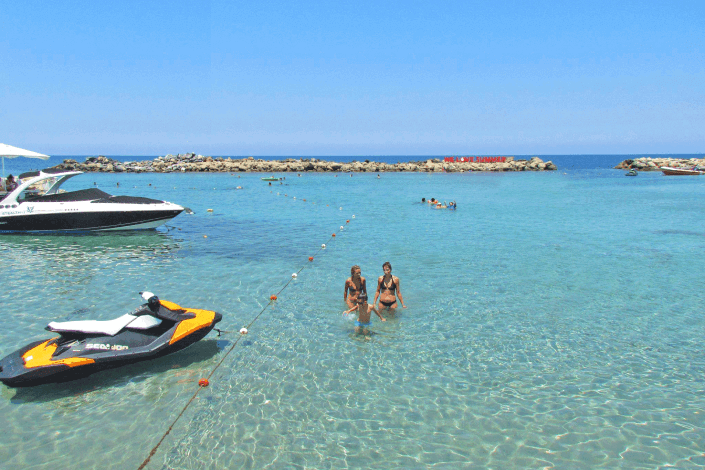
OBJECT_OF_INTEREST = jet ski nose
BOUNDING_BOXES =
[213,312,223,324]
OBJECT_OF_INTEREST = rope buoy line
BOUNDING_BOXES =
[137,221,351,469]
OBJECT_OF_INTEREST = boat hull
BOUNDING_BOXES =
[0,169,184,233]
[0,204,184,232]
[661,167,705,176]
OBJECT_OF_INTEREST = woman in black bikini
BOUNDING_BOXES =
[344,265,366,309]
[374,261,406,311]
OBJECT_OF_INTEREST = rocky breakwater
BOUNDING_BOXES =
[53,154,557,173]
[615,156,705,171]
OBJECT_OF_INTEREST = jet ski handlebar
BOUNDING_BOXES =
[138,291,195,321]
[139,291,160,312]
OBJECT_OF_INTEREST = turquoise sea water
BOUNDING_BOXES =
[2,163,705,469]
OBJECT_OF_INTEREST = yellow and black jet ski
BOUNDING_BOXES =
[0,292,222,387]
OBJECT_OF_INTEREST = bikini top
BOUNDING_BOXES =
[348,279,362,294]
[381,276,396,292]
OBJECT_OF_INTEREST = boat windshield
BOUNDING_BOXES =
[15,177,57,202]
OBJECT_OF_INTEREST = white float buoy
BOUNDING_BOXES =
[240,327,248,335]
[292,273,298,278]
[352,215,356,218]
[340,226,344,230]
[339,207,342,210]
[322,244,326,248]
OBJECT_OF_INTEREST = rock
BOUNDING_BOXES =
[59,155,560,173]
[615,156,705,171]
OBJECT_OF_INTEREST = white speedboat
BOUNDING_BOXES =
[0,168,184,232]
[660,166,705,176]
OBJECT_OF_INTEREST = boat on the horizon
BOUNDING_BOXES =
[261,176,281,181]
[660,167,705,176]
[0,168,184,232]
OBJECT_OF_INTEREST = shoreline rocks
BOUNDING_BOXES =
[52,154,557,173]
[615,156,705,171]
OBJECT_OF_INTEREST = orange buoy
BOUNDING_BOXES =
[346,220,350,223]
[198,379,209,387]
[270,295,277,301]
[308,257,314,261]
[332,233,336,237]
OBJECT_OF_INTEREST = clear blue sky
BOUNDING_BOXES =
[2,0,703,156]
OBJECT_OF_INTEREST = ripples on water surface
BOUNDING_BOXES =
[1,169,705,469]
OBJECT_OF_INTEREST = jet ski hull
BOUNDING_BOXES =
[0,301,222,387]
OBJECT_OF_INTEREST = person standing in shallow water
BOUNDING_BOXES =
[344,265,367,309]
[374,261,406,311]
[343,293,385,335]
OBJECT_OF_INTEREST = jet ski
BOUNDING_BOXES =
[0,292,222,387]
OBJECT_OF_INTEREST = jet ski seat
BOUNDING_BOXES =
[126,315,162,330]
[47,314,162,336]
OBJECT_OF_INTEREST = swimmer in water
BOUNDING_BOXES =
[343,293,385,335]
[344,265,367,309]
[374,261,406,311]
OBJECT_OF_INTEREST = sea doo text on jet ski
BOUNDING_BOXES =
[0,168,183,232]
[0,292,222,387]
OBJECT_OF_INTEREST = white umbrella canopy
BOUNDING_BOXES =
[0,143,51,159]
[0,143,50,177]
